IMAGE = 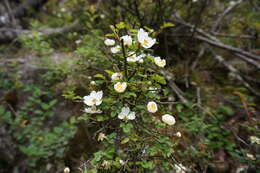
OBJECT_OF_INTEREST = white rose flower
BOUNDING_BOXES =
[246,153,256,160]
[111,45,121,54]
[250,136,260,145]
[84,106,102,114]
[97,132,106,141]
[154,57,166,67]
[176,132,181,137]
[111,72,123,81]
[83,91,103,106]
[137,28,156,48]
[118,106,136,121]
[104,38,115,46]
[90,81,96,85]
[114,82,127,93]
[75,39,82,44]
[64,167,70,173]
[127,52,145,62]
[121,35,132,46]
[139,59,144,63]
[147,101,158,113]
[162,114,176,125]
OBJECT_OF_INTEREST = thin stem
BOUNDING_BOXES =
[121,39,128,80]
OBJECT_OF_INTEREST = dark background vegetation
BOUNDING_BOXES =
[0,0,259,172]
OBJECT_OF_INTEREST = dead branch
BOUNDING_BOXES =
[0,0,49,26]
[211,0,244,31]
[170,17,260,68]
[0,21,79,41]
[160,70,188,103]
[209,32,259,40]
[208,47,260,97]
[196,35,260,62]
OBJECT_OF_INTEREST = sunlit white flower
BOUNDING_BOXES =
[114,82,127,93]
[246,153,256,160]
[75,39,82,44]
[111,72,123,81]
[137,54,146,63]
[127,52,145,63]
[154,57,166,67]
[250,136,260,145]
[111,45,121,53]
[64,167,70,173]
[90,81,96,85]
[176,132,182,137]
[162,114,176,125]
[137,28,156,48]
[147,101,158,113]
[84,106,102,114]
[97,132,106,141]
[104,38,115,46]
[174,164,187,173]
[100,14,105,19]
[83,91,103,106]
[118,106,136,121]
[121,35,132,46]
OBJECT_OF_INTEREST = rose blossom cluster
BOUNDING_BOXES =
[83,27,176,130]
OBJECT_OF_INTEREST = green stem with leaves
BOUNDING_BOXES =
[121,39,128,80]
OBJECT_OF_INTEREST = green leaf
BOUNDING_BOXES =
[122,92,137,98]
[105,33,116,37]
[120,123,133,133]
[121,137,130,144]
[151,74,166,84]
[116,22,126,29]
[94,74,106,79]
[161,22,175,29]
[96,115,109,121]
[104,69,114,76]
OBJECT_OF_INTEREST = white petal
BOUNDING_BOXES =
[162,114,176,125]
[95,100,102,106]
[84,107,93,113]
[128,112,136,120]
[83,96,95,106]
[90,91,97,97]
[104,39,115,46]
[137,28,148,43]
[96,91,103,100]
[121,106,130,115]
[122,82,127,88]
[118,113,126,119]
[111,45,121,54]
[121,35,132,46]
[142,37,156,48]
